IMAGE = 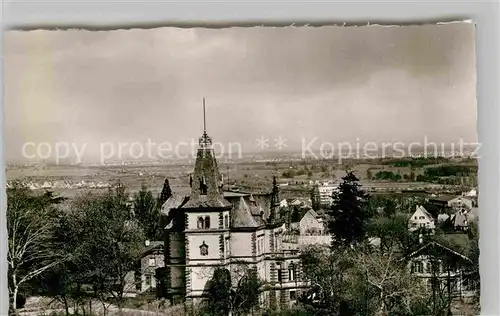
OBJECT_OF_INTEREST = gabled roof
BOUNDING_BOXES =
[408,241,472,263]
[411,205,434,221]
[307,209,320,219]
[232,197,259,228]
[160,194,189,216]
[437,213,450,222]
[141,241,163,257]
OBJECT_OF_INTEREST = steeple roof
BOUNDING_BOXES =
[180,99,231,210]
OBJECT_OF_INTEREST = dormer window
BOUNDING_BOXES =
[197,216,211,229]
[200,176,207,195]
[200,241,209,256]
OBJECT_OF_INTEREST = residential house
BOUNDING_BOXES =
[408,241,477,298]
[280,199,288,208]
[464,188,477,198]
[450,210,470,232]
[287,198,302,208]
[136,241,164,294]
[299,209,325,236]
[448,196,476,210]
[408,205,435,232]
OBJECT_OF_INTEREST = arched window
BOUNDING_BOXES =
[200,241,209,256]
[204,216,211,229]
[197,217,204,229]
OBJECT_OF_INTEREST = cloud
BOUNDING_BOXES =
[4,23,477,161]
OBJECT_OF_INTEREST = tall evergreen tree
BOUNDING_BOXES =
[158,178,172,206]
[134,184,162,240]
[310,184,321,212]
[327,172,372,248]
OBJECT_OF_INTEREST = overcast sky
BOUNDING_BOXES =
[4,23,477,161]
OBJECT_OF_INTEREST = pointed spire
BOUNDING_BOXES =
[199,98,212,149]
[269,175,281,223]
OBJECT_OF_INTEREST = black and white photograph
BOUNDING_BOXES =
[4,23,479,316]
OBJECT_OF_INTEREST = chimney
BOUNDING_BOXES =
[145,240,150,247]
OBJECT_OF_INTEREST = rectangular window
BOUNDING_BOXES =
[224,215,229,228]
[225,238,230,256]
[277,264,282,283]
[145,275,151,286]
[289,265,296,281]
[149,257,156,267]
[290,290,296,301]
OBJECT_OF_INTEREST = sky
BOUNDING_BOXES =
[4,23,477,162]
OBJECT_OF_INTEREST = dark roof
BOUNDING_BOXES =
[181,194,232,209]
[181,145,232,209]
[160,194,188,215]
[223,191,249,198]
[422,203,449,218]
[430,195,456,203]
[141,241,163,257]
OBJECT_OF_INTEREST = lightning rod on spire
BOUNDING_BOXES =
[203,98,206,134]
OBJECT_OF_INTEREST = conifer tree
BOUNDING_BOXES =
[310,184,321,211]
[327,171,371,248]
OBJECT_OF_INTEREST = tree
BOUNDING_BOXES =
[367,213,418,256]
[71,187,146,313]
[299,245,354,315]
[381,199,397,218]
[134,184,162,240]
[352,245,428,315]
[409,171,416,182]
[327,172,372,247]
[310,185,321,212]
[201,268,232,316]
[300,244,430,316]
[201,264,263,316]
[366,169,373,180]
[158,178,173,206]
[7,185,65,312]
[467,220,480,312]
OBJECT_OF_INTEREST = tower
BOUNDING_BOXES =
[269,176,281,223]
[178,99,232,310]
